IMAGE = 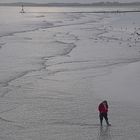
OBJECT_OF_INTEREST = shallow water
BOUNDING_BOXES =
[0,5,140,37]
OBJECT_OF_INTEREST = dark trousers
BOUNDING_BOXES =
[99,112,109,125]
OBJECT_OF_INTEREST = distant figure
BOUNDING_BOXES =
[98,100,111,126]
[20,5,25,13]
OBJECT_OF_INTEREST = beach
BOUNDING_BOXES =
[0,6,140,140]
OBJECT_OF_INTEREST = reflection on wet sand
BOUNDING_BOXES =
[97,126,112,140]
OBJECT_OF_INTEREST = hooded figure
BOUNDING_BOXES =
[98,100,111,126]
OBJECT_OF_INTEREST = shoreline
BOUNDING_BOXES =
[0,5,139,14]
[0,2,140,7]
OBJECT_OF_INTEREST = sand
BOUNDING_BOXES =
[0,6,140,140]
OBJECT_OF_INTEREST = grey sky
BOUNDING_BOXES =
[0,0,139,3]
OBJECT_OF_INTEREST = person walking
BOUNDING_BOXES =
[98,100,111,126]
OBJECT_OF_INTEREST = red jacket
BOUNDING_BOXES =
[98,102,108,113]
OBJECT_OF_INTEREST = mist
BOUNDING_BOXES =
[0,0,140,3]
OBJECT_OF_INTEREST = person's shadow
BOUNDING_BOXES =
[97,126,112,140]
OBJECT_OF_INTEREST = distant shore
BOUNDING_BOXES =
[0,2,140,7]
[63,10,140,14]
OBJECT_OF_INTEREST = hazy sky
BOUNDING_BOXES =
[0,0,139,3]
